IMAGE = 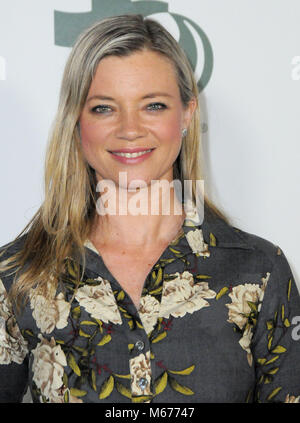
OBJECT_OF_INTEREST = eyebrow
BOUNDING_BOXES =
[86,92,174,102]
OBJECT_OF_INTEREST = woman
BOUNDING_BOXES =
[0,14,299,403]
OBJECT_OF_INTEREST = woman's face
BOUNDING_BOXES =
[79,49,196,190]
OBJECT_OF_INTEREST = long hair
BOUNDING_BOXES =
[0,14,229,311]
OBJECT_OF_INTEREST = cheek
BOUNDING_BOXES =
[79,120,106,154]
[79,121,96,146]
[78,120,107,170]
[158,114,182,148]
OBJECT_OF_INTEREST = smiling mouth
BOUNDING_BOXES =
[109,149,154,158]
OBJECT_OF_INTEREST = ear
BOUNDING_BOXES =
[182,96,197,129]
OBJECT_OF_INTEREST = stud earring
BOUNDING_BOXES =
[182,128,187,137]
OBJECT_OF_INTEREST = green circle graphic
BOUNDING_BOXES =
[54,0,214,92]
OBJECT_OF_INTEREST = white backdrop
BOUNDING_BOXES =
[1,0,299,293]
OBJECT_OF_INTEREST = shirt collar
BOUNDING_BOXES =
[182,205,255,250]
[194,218,254,250]
[82,207,254,275]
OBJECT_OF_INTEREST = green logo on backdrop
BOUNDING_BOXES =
[54,0,213,92]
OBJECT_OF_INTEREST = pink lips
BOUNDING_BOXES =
[109,147,154,153]
[108,147,155,164]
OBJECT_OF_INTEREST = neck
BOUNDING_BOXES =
[90,183,185,248]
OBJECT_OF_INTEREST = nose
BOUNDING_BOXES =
[116,109,145,141]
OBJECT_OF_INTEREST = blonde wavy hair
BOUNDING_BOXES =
[0,14,229,311]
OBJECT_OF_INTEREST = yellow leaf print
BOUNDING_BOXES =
[168,365,195,375]
[113,373,131,379]
[70,388,87,397]
[128,320,134,329]
[287,279,292,301]
[152,332,167,343]
[271,345,287,354]
[91,369,97,391]
[247,301,258,312]
[209,232,216,246]
[79,328,90,338]
[68,353,81,376]
[117,290,125,301]
[99,375,114,399]
[264,355,279,365]
[267,386,282,401]
[216,287,229,300]
[149,286,163,295]
[98,334,112,346]
[72,305,81,319]
[267,336,273,351]
[153,267,163,287]
[63,372,68,386]
[154,371,168,395]
[132,395,153,403]
[116,381,131,399]
[67,259,78,278]
[168,376,194,395]
[195,275,212,279]
[64,390,69,403]
[80,320,97,326]
[169,247,181,254]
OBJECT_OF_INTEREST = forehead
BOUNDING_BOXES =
[89,50,180,96]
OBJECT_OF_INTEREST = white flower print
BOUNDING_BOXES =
[225,273,270,366]
[29,283,70,334]
[238,325,253,366]
[138,295,160,334]
[31,335,73,402]
[226,274,270,330]
[258,272,270,311]
[160,271,216,319]
[130,351,152,396]
[185,229,210,257]
[226,283,262,330]
[285,394,300,403]
[75,277,122,324]
[183,204,202,226]
[0,279,28,365]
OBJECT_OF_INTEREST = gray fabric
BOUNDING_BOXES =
[0,216,300,403]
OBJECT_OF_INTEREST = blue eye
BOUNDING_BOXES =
[147,103,167,111]
[91,105,112,113]
[90,103,167,114]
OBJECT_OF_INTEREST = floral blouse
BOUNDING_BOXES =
[0,213,300,403]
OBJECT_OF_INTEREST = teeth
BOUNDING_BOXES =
[112,149,152,158]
